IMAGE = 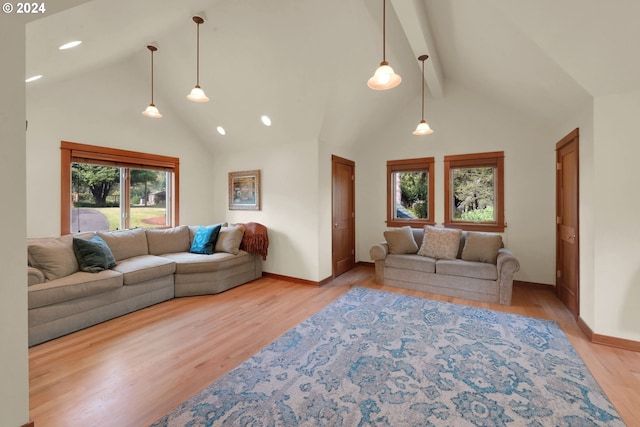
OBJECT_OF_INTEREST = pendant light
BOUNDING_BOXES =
[367,0,401,90]
[142,44,162,118]
[187,16,209,102]
[413,54,433,135]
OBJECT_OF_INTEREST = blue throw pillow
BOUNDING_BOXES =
[190,224,222,255]
[73,235,117,273]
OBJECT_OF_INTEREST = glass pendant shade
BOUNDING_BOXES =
[413,119,433,135]
[367,62,402,90]
[142,104,162,118]
[368,0,401,90]
[187,85,209,102]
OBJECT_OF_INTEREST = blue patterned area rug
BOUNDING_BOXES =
[151,287,625,426]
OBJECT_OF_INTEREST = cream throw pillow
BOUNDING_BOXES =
[461,231,503,264]
[28,235,79,280]
[215,224,245,255]
[418,226,462,259]
[384,226,418,254]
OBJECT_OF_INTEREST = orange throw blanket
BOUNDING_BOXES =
[239,222,269,260]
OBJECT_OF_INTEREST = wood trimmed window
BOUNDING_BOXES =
[61,141,180,235]
[444,151,505,232]
[386,157,435,228]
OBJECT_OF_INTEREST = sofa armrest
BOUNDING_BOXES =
[496,248,520,275]
[496,248,520,304]
[369,243,389,261]
[28,266,45,286]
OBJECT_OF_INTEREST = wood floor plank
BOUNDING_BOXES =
[29,266,640,427]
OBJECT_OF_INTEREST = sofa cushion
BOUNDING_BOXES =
[412,229,425,248]
[73,235,116,273]
[215,224,245,255]
[384,226,419,254]
[28,269,123,309]
[146,225,191,255]
[461,231,503,264]
[436,259,498,281]
[190,224,222,255]
[28,267,45,286]
[28,235,79,281]
[98,228,149,261]
[418,226,462,260]
[385,254,436,273]
[111,255,176,285]
[162,251,252,274]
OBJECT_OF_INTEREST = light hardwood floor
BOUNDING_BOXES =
[29,265,640,427]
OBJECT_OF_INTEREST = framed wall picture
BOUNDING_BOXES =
[228,169,261,210]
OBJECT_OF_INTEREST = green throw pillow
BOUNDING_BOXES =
[190,224,222,255]
[73,235,117,273]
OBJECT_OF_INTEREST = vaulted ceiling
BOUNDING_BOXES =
[26,0,640,151]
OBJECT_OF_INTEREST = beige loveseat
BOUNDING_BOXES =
[370,226,519,305]
[27,224,263,346]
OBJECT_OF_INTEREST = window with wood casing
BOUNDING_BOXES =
[444,151,505,232]
[386,157,435,228]
[60,141,180,235]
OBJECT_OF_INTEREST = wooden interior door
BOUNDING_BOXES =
[332,155,355,277]
[556,128,580,316]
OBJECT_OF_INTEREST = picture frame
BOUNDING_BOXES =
[228,169,261,210]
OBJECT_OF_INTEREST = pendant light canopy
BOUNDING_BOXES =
[367,0,401,90]
[142,44,162,118]
[413,54,433,135]
[187,16,209,102]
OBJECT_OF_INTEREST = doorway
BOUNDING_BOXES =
[555,128,580,316]
[331,155,355,277]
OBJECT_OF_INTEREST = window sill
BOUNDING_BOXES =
[443,222,506,233]
[386,220,435,229]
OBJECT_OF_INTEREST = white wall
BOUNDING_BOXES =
[355,83,559,285]
[592,91,640,341]
[26,58,216,237]
[0,15,31,427]
[212,140,323,281]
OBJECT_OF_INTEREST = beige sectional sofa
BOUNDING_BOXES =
[27,224,263,346]
[370,226,519,305]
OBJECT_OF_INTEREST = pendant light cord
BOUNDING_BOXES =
[382,0,386,62]
[421,59,425,120]
[196,21,200,86]
[150,49,155,105]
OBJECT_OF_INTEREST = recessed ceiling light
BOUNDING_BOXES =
[59,41,82,50]
[261,115,271,127]
[25,75,43,83]
[216,126,226,136]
